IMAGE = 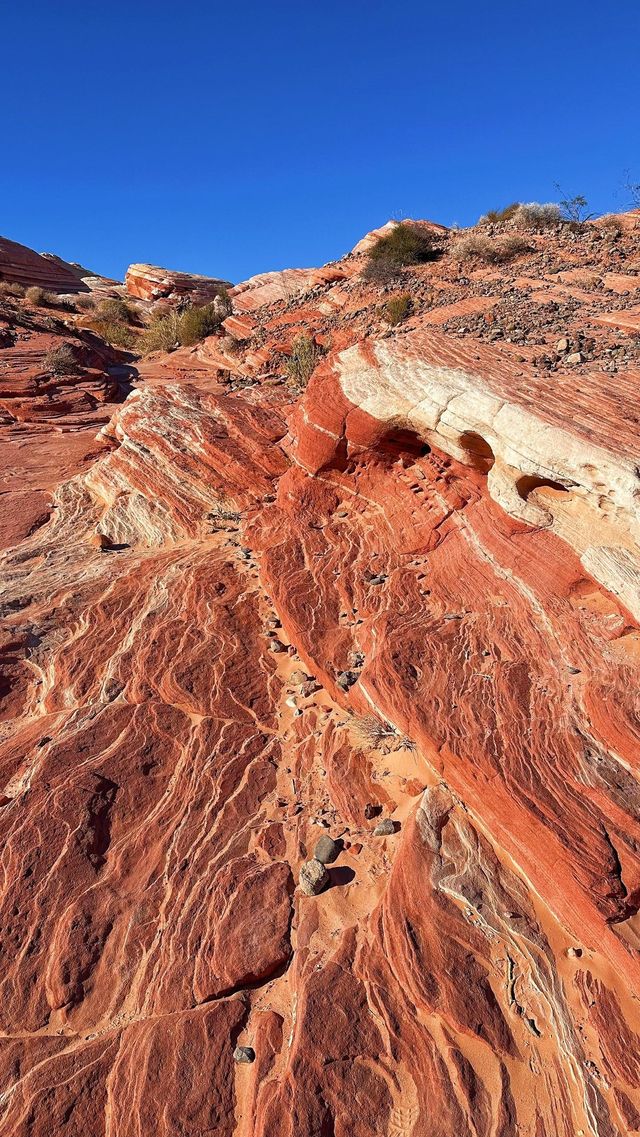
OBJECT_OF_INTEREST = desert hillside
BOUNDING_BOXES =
[1,209,640,1136]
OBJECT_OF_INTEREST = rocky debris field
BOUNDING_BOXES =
[1,212,640,1136]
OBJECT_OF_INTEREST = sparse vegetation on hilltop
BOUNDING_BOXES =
[478,202,521,225]
[363,222,443,282]
[451,232,530,264]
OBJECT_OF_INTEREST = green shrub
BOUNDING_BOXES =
[139,294,232,354]
[92,320,137,349]
[554,185,594,224]
[451,233,530,264]
[285,333,317,387]
[139,311,181,354]
[178,301,225,345]
[382,292,412,326]
[365,223,442,278]
[43,343,77,375]
[96,297,136,323]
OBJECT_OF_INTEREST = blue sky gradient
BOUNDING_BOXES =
[2,0,639,282]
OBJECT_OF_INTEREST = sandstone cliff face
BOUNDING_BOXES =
[1,216,640,1136]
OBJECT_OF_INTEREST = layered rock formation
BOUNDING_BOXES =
[0,235,93,293]
[125,263,232,303]
[1,215,640,1136]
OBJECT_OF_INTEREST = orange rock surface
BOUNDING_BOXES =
[1,215,640,1135]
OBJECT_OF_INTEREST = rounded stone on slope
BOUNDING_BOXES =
[299,858,330,896]
[313,835,340,864]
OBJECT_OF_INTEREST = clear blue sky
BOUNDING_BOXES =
[2,0,638,284]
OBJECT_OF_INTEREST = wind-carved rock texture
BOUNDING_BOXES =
[1,214,640,1135]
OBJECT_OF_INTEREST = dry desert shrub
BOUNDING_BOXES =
[139,294,231,354]
[92,319,137,349]
[0,281,26,298]
[26,285,47,305]
[598,214,624,236]
[351,715,397,749]
[451,232,530,264]
[477,202,521,225]
[509,202,561,229]
[96,297,137,324]
[43,343,77,375]
[285,332,318,387]
[74,292,96,310]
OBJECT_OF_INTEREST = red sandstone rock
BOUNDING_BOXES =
[1,215,640,1136]
[229,264,348,312]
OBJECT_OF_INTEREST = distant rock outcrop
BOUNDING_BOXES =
[125,262,232,303]
[0,235,93,292]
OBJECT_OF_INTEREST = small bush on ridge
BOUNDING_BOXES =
[382,293,412,326]
[478,202,521,225]
[510,202,561,230]
[363,223,442,282]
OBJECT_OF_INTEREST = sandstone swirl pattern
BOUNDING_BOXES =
[1,220,640,1135]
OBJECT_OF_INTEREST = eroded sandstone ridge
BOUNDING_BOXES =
[1,213,640,1135]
